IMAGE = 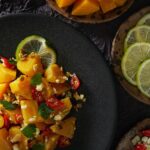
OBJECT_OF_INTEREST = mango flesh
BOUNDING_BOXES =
[0,64,16,84]
[72,0,100,16]
[10,75,32,100]
[0,83,9,99]
[56,0,76,8]
[45,134,60,150]
[17,54,43,77]
[20,100,38,125]
[114,0,127,6]
[0,128,12,150]
[45,64,65,83]
[50,117,76,138]
[99,0,117,13]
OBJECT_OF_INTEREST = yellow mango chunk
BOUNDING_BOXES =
[50,117,76,138]
[20,100,38,125]
[9,126,28,150]
[99,0,117,13]
[42,78,54,99]
[0,64,16,83]
[0,128,12,150]
[60,97,72,119]
[114,0,127,6]
[56,0,76,8]
[17,54,43,77]
[0,115,4,128]
[45,134,60,150]
[10,75,32,100]
[72,0,100,16]
[0,83,9,99]
[51,83,70,95]
[45,64,65,83]
[5,108,22,124]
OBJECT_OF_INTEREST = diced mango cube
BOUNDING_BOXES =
[17,54,43,77]
[60,97,72,119]
[0,64,16,83]
[56,0,76,8]
[0,83,9,99]
[0,128,12,150]
[50,117,76,138]
[9,126,28,150]
[51,83,70,95]
[45,64,65,83]
[5,108,22,124]
[20,100,38,125]
[45,134,60,150]
[114,0,127,6]
[72,0,100,16]
[10,75,32,100]
[99,0,117,13]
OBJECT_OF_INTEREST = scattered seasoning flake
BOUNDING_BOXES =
[31,73,42,86]
[0,100,17,110]
[21,124,37,138]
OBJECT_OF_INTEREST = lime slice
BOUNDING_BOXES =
[137,13,150,26]
[121,43,150,85]
[124,25,150,50]
[137,59,150,98]
[16,35,56,68]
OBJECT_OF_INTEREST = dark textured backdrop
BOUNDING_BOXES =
[0,0,150,149]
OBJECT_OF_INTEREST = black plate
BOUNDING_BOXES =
[0,14,117,150]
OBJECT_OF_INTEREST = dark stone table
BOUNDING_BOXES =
[0,0,150,149]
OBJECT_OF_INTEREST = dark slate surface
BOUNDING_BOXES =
[0,0,150,149]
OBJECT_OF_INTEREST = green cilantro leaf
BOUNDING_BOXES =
[31,73,42,86]
[0,100,17,110]
[22,124,36,138]
[38,103,52,119]
[31,143,45,150]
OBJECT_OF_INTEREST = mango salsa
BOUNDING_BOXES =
[72,0,100,16]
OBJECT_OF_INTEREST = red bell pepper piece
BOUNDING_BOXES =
[141,130,150,137]
[3,114,10,129]
[58,136,71,148]
[15,114,23,124]
[0,56,15,69]
[134,144,146,150]
[46,96,65,111]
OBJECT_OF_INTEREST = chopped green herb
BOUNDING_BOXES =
[31,143,45,150]
[8,58,17,65]
[38,103,53,119]
[0,100,17,110]
[31,73,42,86]
[22,124,36,138]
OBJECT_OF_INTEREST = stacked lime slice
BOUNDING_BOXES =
[121,13,150,98]
[16,35,56,68]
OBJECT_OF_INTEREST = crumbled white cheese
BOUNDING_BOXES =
[55,79,60,83]
[13,144,19,150]
[35,128,40,137]
[53,88,57,94]
[132,135,140,145]
[21,105,27,109]
[142,136,148,143]
[36,83,44,91]
[54,114,62,121]
[28,116,36,122]
[33,64,38,71]
[147,138,150,144]
[63,76,68,80]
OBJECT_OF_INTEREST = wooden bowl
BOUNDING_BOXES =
[117,119,150,150]
[111,7,150,105]
[46,0,134,24]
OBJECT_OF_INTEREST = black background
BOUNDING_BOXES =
[0,0,150,149]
